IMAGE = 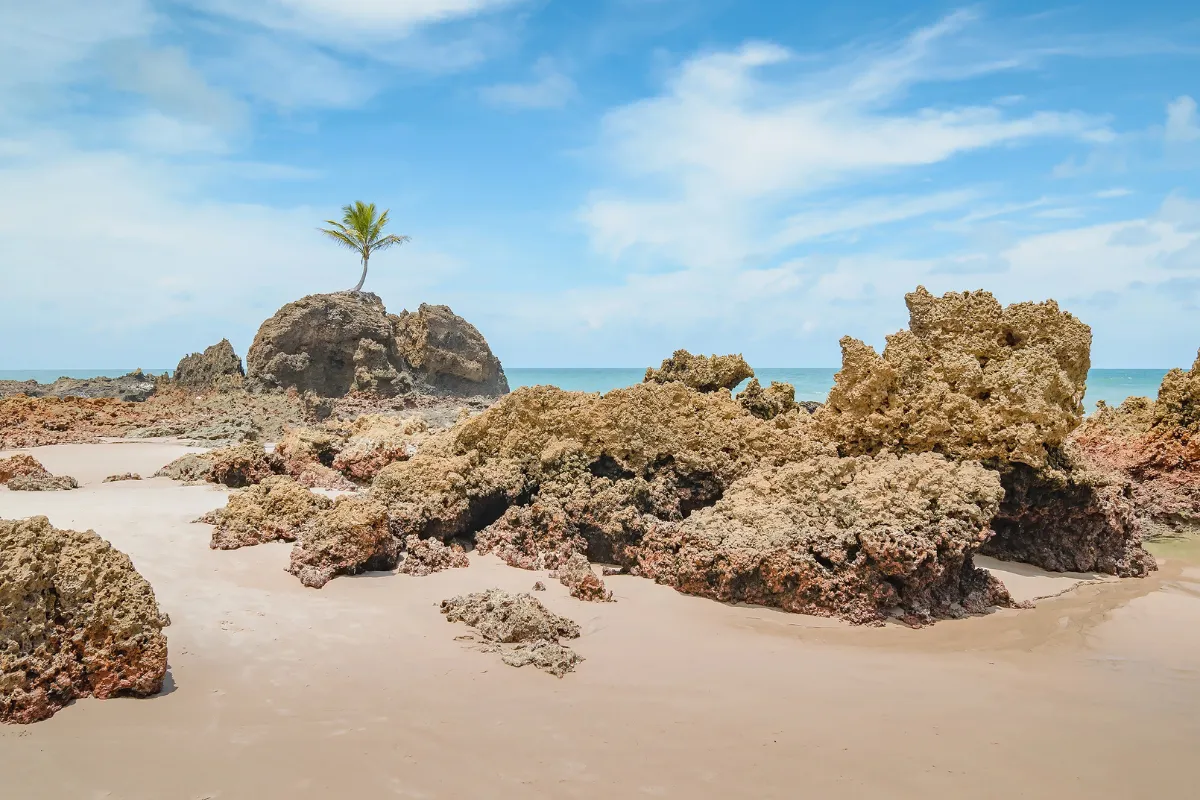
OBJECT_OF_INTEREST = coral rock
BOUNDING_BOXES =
[331,415,428,481]
[7,473,79,491]
[0,453,48,483]
[103,473,142,482]
[393,303,510,396]
[206,476,332,550]
[440,589,582,677]
[154,452,215,483]
[207,443,280,488]
[550,552,613,602]
[173,339,245,391]
[397,534,470,576]
[737,378,800,420]
[288,496,399,588]
[644,349,754,393]
[817,286,1091,468]
[0,516,169,724]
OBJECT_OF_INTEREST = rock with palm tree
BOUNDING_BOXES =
[319,201,411,294]
[243,202,508,399]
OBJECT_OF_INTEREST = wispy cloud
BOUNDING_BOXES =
[1166,95,1200,143]
[481,57,577,109]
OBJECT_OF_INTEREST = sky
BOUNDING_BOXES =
[1,1,1198,369]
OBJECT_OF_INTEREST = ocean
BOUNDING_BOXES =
[0,367,1170,412]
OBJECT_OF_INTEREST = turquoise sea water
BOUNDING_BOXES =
[0,367,1170,413]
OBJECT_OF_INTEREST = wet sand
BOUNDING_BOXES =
[2,442,1199,799]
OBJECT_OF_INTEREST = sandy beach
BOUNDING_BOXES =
[1,441,1197,799]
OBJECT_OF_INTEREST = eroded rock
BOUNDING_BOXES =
[737,378,800,420]
[393,303,509,396]
[1,454,78,491]
[174,339,245,391]
[0,516,169,724]
[207,443,280,488]
[550,552,613,602]
[154,452,215,483]
[288,496,399,588]
[205,476,332,550]
[103,473,142,482]
[440,589,582,677]
[332,415,428,481]
[644,350,754,393]
[397,534,470,576]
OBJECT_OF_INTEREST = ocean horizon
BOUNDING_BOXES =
[0,367,1170,413]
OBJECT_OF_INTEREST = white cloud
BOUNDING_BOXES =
[106,45,246,128]
[481,58,577,109]
[1166,95,1200,143]
[581,14,1108,270]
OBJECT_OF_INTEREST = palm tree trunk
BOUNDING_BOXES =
[352,253,368,292]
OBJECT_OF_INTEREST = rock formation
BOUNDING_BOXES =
[0,370,161,402]
[173,339,245,391]
[331,415,427,481]
[1072,351,1200,535]
[0,454,78,491]
[207,443,280,488]
[1,516,169,723]
[397,534,470,576]
[441,589,583,677]
[246,292,507,398]
[644,350,754,393]
[154,452,215,483]
[288,496,399,588]
[203,476,332,550]
[737,378,801,420]
[549,552,613,602]
[103,473,142,482]
[815,286,1151,577]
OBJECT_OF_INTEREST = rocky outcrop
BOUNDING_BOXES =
[737,379,800,420]
[288,496,399,588]
[207,443,280,488]
[441,589,583,677]
[173,339,245,391]
[982,448,1154,577]
[637,452,1008,625]
[154,452,215,483]
[103,473,141,482]
[246,292,507,398]
[1072,352,1200,535]
[331,415,427,481]
[397,534,470,576]
[203,476,332,550]
[550,552,613,602]
[0,454,78,491]
[817,286,1091,468]
[1,516,169,724]
[394,304,509,396]
[644,350,754,393]
[0,370,161,402]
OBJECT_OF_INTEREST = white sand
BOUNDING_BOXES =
[2,443,1199,798]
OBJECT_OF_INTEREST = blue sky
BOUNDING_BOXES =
[1,1,1198,369]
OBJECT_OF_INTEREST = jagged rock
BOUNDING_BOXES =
[0,516,169,724]
[204,476,332,550]
[397,534,470,576]
[103,473,141,482]
[173,339,245,391]
[154,452,215,483]
[737,378,800,420]
[246,293,507,398]
[207,443,280,488]
[288,496,399,588]
[817,286,1091,468]
[274,425,350,482]
[440,589,582,677]
[550,552,613,602]
[644,349,754,393]
[7,473,79,491]
[0,370,161,402]
[1072,353,1200,534]
[393,303,509,396]
[0,454,46,483]
[981,448,1155,577]
[532,581,546,591]
[331,415,427,481]
[0,454,78,490]
[637,452,1009,625]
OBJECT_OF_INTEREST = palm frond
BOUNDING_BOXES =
[318,227,364,252]
[371,233,411,252]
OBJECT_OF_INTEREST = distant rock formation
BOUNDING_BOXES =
[174,339,244,391]
[736,378,801,420]
[246,292,508,398]
[644,349,753,393]
[0,369,160,402]
[0,453,78,491]
[0,516,169,723]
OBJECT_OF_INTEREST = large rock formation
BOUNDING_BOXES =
[173,339,245,391]
[815,286,1152,577]
[1,517,169,723]
[817,286,1090,468]
[245,292,507,398]
[644,350,754,393]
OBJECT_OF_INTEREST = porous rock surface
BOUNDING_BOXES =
[737,378,800,420]
[246,293,507,398]
[440,589,583,677]
[0,370,161,402]
[397,534,469,576]
[204,476,332,550]
[332,414,427,482]
[817,286,1091,468]
[207,443,280,488]
[173,339,245,391]
[550,552,613,602]
[638,452,1009,624]
[288,496,399,588]
[103,473,141,482]
[644,350,754,393]
[1,517,169,724]
[0,454,47,483]
[154,452,215,483]
[0,454,78,491]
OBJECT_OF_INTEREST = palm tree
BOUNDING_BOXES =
[319,201,411,293]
